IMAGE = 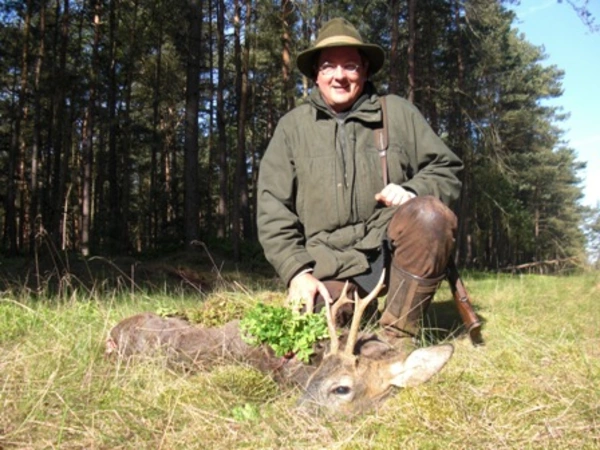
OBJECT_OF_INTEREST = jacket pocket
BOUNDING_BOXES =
[296,154,342,233]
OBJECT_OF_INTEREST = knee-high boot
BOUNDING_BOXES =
[379,263,445,347]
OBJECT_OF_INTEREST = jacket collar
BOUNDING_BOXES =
[310,82,381,122]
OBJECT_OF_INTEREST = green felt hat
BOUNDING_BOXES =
[296,18,385,79]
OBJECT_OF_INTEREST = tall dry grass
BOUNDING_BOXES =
[0,268,598,449]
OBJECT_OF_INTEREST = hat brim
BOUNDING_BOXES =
[296,42,385,79]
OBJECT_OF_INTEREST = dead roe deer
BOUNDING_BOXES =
[106,273,454,415]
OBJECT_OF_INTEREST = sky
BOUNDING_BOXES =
[509,1,600,208]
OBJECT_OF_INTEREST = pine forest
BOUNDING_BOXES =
[0,0,597,270]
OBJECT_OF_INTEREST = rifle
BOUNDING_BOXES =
[375,97,484,346]
[446,259,484,346]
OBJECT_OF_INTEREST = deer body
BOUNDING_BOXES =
[106,312,315,386]
[107,273,454,414]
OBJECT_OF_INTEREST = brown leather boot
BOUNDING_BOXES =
[379,263,445,353]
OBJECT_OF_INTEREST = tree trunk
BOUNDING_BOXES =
[281,0,294,111]
[81,0,101,256]
[423,5,438,132]
[206,0,215,236]
[451,0,471,266]
[232,0,253,260]
[29,0,47,255]
[48,0,70,248]
[242,0,254,241]
[389,0,401,94]
[407,0,416,104]
[216,0,228,239]
[107,0,121,251]
[6,0,34,255]
[149,2,164,248]
[119,0,140,252]
[184,0,202,248]
[232,0,243,259]
[300,10,311,98]
[16,0,34,253]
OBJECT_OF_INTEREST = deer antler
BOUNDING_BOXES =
[344,270,386,356]
[324,271,386,356]
[324,281,354,354]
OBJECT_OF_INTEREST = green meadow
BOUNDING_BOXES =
[1,258,598,449]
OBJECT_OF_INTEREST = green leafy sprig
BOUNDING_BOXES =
[240,303,329,363]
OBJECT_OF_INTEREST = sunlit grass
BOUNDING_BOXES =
[0,270,598,449]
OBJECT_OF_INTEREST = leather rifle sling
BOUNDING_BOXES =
[374,96,389,186]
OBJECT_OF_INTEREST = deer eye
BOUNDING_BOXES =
[332,386,351,396]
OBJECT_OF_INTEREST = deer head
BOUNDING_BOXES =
[297,271,454,415]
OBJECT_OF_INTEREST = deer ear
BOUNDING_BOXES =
[388,344,454,388]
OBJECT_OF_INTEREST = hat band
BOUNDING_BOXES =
[315,35,364,48]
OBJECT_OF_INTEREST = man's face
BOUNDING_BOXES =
[316,47,368,113]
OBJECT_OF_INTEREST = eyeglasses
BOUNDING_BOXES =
[318,62,362,76]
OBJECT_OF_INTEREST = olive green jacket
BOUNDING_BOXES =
[257,83,463,285]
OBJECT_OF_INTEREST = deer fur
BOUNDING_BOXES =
[106,312,316,386]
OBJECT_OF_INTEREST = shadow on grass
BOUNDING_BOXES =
[424,297,487,346]
[0,245,281,299]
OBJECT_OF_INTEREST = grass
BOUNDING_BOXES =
[0,262,599,449]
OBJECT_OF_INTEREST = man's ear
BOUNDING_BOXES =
[388,344,454,388]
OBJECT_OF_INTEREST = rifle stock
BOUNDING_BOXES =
[446,260,484,346]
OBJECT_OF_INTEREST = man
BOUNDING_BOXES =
[257,18,463,350]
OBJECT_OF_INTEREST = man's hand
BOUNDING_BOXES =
[375,183,416,207]
[287,271,332,314]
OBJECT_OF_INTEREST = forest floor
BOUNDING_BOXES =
[0,250,599,449]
